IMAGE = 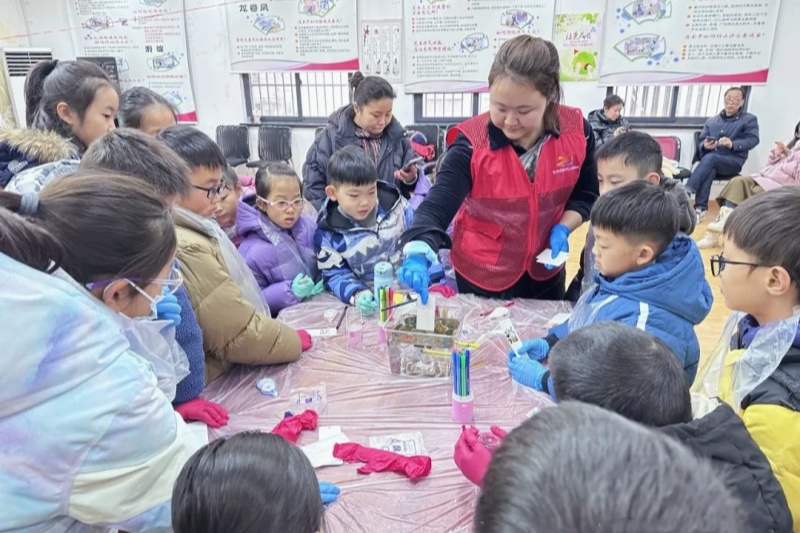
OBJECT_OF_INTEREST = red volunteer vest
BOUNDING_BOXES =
[449,107,586,291]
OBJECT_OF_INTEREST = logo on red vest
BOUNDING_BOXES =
[553,154,580,174]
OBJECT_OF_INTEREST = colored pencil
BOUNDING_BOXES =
[460,350,466,397]
[466,350,472,396]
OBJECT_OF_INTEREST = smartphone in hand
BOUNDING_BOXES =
[403,156,424,170]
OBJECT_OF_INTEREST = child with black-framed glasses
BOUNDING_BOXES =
[695,186,800,525]
[158,125,310,385]
[237,163,321,316]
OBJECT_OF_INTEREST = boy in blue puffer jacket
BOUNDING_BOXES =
[314,145,414,315]
[509,180,712,388]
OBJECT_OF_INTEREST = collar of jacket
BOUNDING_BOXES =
[487,120,560,152]
[718,108,744,120]
[333,105,407,143]
[173,206,219,239]
[0,128,79,163]
[317,180,401,232]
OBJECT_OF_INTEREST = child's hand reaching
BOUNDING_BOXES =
[355,291,378,317]
[508,352,549,391]
[175,398,229,428]
[513,338,550,361]
[292,274,318,300]
[453,425,508,486]
[318,480,341,504]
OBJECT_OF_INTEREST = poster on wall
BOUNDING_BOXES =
[361,21,402,83]
[553,13,602,82]
[599,0,781,84]
[225,0,359,72]
[403,0,557,93]
[66,0,198,122]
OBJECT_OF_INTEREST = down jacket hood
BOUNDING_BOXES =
[0,128,78,188]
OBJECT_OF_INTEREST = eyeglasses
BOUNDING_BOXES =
[724,98,742,105]
[258,196,305,211]
[709,254,764,277]
[193,183,224,198]
[86,264,184,295]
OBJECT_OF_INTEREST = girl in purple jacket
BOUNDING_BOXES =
[237,163,321,316]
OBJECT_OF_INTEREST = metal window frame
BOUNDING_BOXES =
[244,72,352,124]
[605,85,752,129]
[413,93,481,125]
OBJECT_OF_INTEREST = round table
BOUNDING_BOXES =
[203,293,568,532]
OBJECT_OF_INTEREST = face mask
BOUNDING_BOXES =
[90,265,183,321]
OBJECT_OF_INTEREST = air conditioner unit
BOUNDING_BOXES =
[0,47,53,129]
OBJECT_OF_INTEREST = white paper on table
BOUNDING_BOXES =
[536,248,569,267]
[369,432,427,456]
[187,421,209,448]
[416,293,436,332]
[305,327,338,339]
[301,431,350,469]
[546,312,572,328]
[318,425,342,440]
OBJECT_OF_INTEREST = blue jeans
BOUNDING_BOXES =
[687,153,743,209]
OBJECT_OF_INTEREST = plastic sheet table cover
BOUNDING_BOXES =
[203,293,571,533]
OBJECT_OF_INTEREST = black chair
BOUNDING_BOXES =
[407,124,441,159]
[215,125,250,167]
[691,131,739,182]
[246,125,292,168]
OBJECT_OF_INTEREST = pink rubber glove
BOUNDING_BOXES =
[297,329,313,351]
[333,442,432,479]
[270,409,319,443]
[175,398,229,428]
[453,425,508,486]
[429,284,457,298]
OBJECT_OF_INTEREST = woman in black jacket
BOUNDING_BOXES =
[302,72,417,209]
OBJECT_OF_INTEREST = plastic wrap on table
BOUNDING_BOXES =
[202,294,570,532]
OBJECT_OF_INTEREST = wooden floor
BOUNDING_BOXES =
[565,203,727,362]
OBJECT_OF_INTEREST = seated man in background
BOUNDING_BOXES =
[687,87,759,220]
[587,93,630,147]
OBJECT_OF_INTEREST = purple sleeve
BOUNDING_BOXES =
[262,280,299,316]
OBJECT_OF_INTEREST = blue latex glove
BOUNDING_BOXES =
[291,273,317,299]
[156,291,182,328]
[508,352,549,391]
[319,480,341,505]
[398,241,439,305]
[514,338,551,361]
[546,223,571,271]
[356,291,378,317]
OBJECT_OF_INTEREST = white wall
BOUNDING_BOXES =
[3,0,797,173]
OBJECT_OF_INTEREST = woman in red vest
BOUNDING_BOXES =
[399,35,598,302]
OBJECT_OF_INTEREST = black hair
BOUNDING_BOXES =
[476,402,742,533]
[590,180,679,256]
[80,128,191,198]
[255,162,301,198]
[550,322,692,427]
[595,130,663,178]
[221,166,240,191]
[118,86,176,129]
[350,71,396,107]
[157,125,227,171]
[789,119,800,149]
[724,86,745,99]
[327,145,378,187]
[0,172,175,288]
[723,186,800,296]
[603,94,625,109]
[172,432,324,533]
[24,59,117,150]
[488,35,562,133]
